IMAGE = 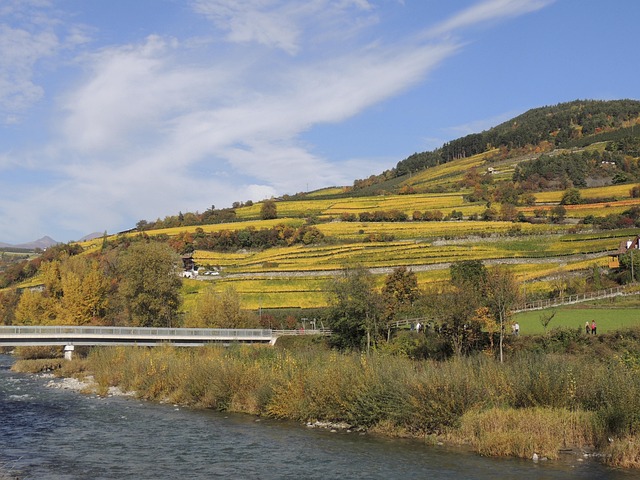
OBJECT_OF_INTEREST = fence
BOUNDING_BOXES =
[514,286,628,312]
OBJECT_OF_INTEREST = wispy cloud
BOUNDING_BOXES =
[427,0,554,37]
[50,20,459,224]
[0,0,557,242]
[191,0,377,54]
[0,0,87,124]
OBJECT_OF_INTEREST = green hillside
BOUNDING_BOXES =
[3,99,640,315]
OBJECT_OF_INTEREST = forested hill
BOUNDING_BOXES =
[353,99,640,191]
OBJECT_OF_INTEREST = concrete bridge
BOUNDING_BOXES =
[0,326,330,349]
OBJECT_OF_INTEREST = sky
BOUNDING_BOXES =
[0,0,638,244]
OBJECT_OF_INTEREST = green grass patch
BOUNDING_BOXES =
[514,302,640,335]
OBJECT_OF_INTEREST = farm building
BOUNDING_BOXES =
[609,235,640,268]
[181,253,198,277]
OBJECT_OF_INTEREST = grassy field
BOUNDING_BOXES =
[514,297,640,334]
[533,184,635,203]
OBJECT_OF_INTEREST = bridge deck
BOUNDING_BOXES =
[0,326,285,347]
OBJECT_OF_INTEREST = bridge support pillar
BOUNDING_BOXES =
[64,344,75,361]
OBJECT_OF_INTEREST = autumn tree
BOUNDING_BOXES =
[0,290,20,325]
[14,289,58,325]
[472,306,498,352]
[560,188,582,205]
[422,260,493,356]
[500,203,519,222]
[450,260,487,288]
[381,266,420,323]
[549,205,566,223]
[117,241,182,327]
[326,265,382,353]
[484,266,521,363]
[260,199,278,220]
[184,286,259,328]
[57,257,110,325]
[13,254,112,326]
[424,286,482,356]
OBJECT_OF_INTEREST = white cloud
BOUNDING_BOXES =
[191,0,376,54]
[29,0,461,238]
[0,0,558,242]
[0,1,88,124]
[39,25,457,237]
[0,24,56,122]
[427,0,554,37]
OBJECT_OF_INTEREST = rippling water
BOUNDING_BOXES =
[0,354,633,479]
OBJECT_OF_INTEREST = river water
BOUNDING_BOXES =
[0,354,633,479]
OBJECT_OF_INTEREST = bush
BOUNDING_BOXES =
[14,345,63,359]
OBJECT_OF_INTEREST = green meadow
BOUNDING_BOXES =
[514,298,640,334]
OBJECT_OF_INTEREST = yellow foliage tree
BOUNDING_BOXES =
[14,290,58,325]
[17,256,111,326]
[472,306,498,352]
[61,259,110,325]
[184,286,258,328]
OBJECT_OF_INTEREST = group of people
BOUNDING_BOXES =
[585,320,597,335]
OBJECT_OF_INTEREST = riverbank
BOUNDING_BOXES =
[12,342,640,469]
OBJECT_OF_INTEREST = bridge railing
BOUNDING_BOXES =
[0,326,274,339]
[273,329,332,336]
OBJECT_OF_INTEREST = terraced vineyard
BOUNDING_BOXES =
[184,226,625,309]
[73,143,640,311]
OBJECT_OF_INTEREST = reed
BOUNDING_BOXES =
[75,343,640,466]
[454,407,601,459]
[605,436,640,468]
[11,358,64,373]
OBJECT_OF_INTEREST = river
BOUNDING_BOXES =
[0,354,633,479]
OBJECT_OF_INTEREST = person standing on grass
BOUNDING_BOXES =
[585,321,591,334]
[591,320,597,335]
[514,322,519,336]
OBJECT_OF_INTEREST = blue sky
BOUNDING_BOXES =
[0,0,638,244]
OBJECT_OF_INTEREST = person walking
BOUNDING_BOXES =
[591,320,597,335]
[585,321,591,334]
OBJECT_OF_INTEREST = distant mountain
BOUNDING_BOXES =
[78,232,104,242]
[0,233,102,250]
[10,236,60,250]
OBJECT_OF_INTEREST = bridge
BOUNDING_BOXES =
[0,326,330,349]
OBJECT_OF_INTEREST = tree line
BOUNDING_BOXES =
[165,223,325,254]
[0,240,183,328]
[135,199,281,233]
[135,205,240,232]
[326,261,520,362]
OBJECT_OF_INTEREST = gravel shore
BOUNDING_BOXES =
[43,374,134,397]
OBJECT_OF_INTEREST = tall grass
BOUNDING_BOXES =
[76,345,640,465]
[455,407,601,459]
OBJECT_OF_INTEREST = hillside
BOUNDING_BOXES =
[350,99,640,195]
[4,99,640,313]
